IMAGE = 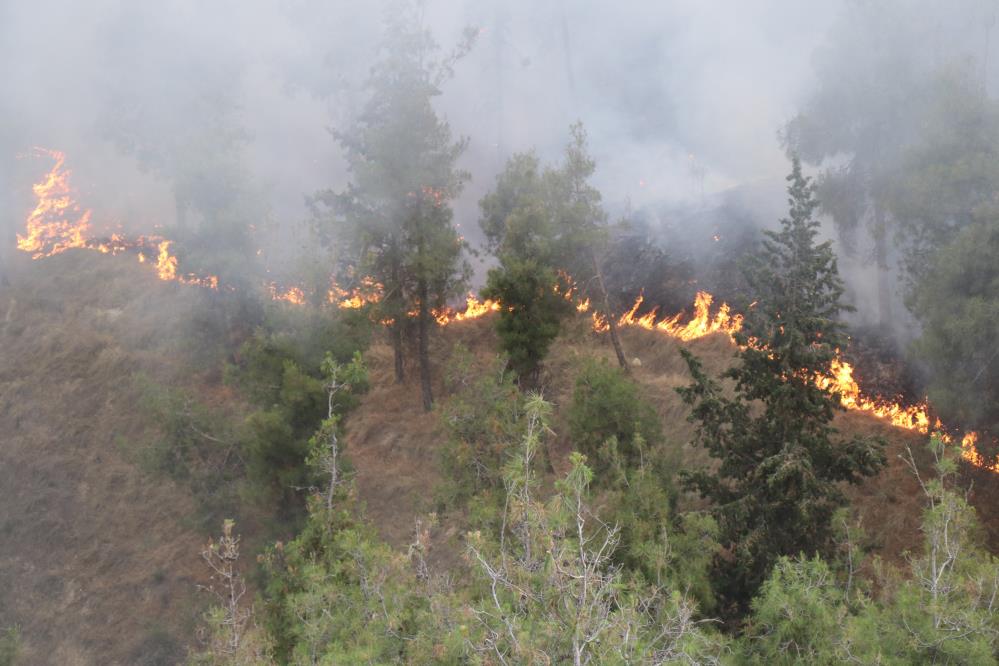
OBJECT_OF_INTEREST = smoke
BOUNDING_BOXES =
[2,0,993,316]
[0,1,841,249]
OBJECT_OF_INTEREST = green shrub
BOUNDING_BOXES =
[0,626,19,666]
[437,348,525,516]
[568,358,663,471]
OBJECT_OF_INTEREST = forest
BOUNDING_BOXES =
[3,1,999,664]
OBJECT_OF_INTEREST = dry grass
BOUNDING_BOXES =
[0,252,224,664]
[4,249,998,664]
[344,314,999,576]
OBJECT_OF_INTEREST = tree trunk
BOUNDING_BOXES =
[873,203,892,328]
[389,262,405,383]
[392,319,405,383]
[417,280,434,412]
[590,249,628,370]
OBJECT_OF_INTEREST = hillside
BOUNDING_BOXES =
[345,307,999,565]
[0,253,218,664]
[3,251,999,663]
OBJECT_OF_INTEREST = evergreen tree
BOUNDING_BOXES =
[678,157,886,615]
[552,123,629,369]
[479,153,573,381]
[312,5,475,410]
[480,126,628,378]
[785,1,997,328]
[911,214,999,445]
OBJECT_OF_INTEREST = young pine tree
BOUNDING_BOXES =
[311,6,475,410]
[479,153,573,381]
[678,157,886,615]
[480,126,628,380]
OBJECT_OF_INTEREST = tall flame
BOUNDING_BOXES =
[19,148,219,290]
[17,148,92,258]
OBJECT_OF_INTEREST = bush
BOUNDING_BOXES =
[135,377,242,527]
[437,348,525,516]
[0,626,19,666]
[567,358,663,471]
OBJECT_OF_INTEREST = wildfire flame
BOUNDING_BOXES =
[598,291,743,341]
[433,293,501,325]
[327,276,384,309]
[19,148,219,290]
[268,283,306,305]
[599,290,995,473]
[17,148,92,258]
[17,150,998,472]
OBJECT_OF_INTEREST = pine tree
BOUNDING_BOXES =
[312,5,475,410]
[678,157,886,615]
[479,153,573,381]
[553,124,628,369]
[480,126,629,379]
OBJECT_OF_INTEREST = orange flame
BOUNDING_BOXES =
[268,283,306,305]
[433,293,501,325]
[17,148,92,258]
[599,290,996,472]
[19,148,219,290]
[605,291,744,341]
[327,276,384,308]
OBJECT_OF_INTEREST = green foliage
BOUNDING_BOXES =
[479,153,574,379]
[479,125,628,378]
[887,71,999,282]
[741,556,848,664]
[911,215,999,440]
[568,358,664,471]
[679,159,886,614]
[135,376,242,527]
[225,328,369,518]
[311,4,477,410]
[738,436,999,663]
[465,397,724,663]
[259,491,462,664]
[437,348,525,515]
[0,626,19,666]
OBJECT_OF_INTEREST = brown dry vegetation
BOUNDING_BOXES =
[3,251,998,663]
[0,253,223,665]
[347,309,999,573]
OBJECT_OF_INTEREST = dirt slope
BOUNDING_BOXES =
[3,248,998,664]
[345,315,999,568]
[0,253,213,665]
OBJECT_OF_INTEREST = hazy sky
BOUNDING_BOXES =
[1,0,844,242]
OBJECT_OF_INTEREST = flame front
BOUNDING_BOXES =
[598,291,743,341]
[19,148,219,290]
[601,290,994,472]
[18,150,997,472]
[17,148,92,258]
[433,293,501,325]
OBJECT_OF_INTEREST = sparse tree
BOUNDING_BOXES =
[552,123,629,370]
[480,152,574,381]
[306,351,367,511]
[193,520,271,664]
